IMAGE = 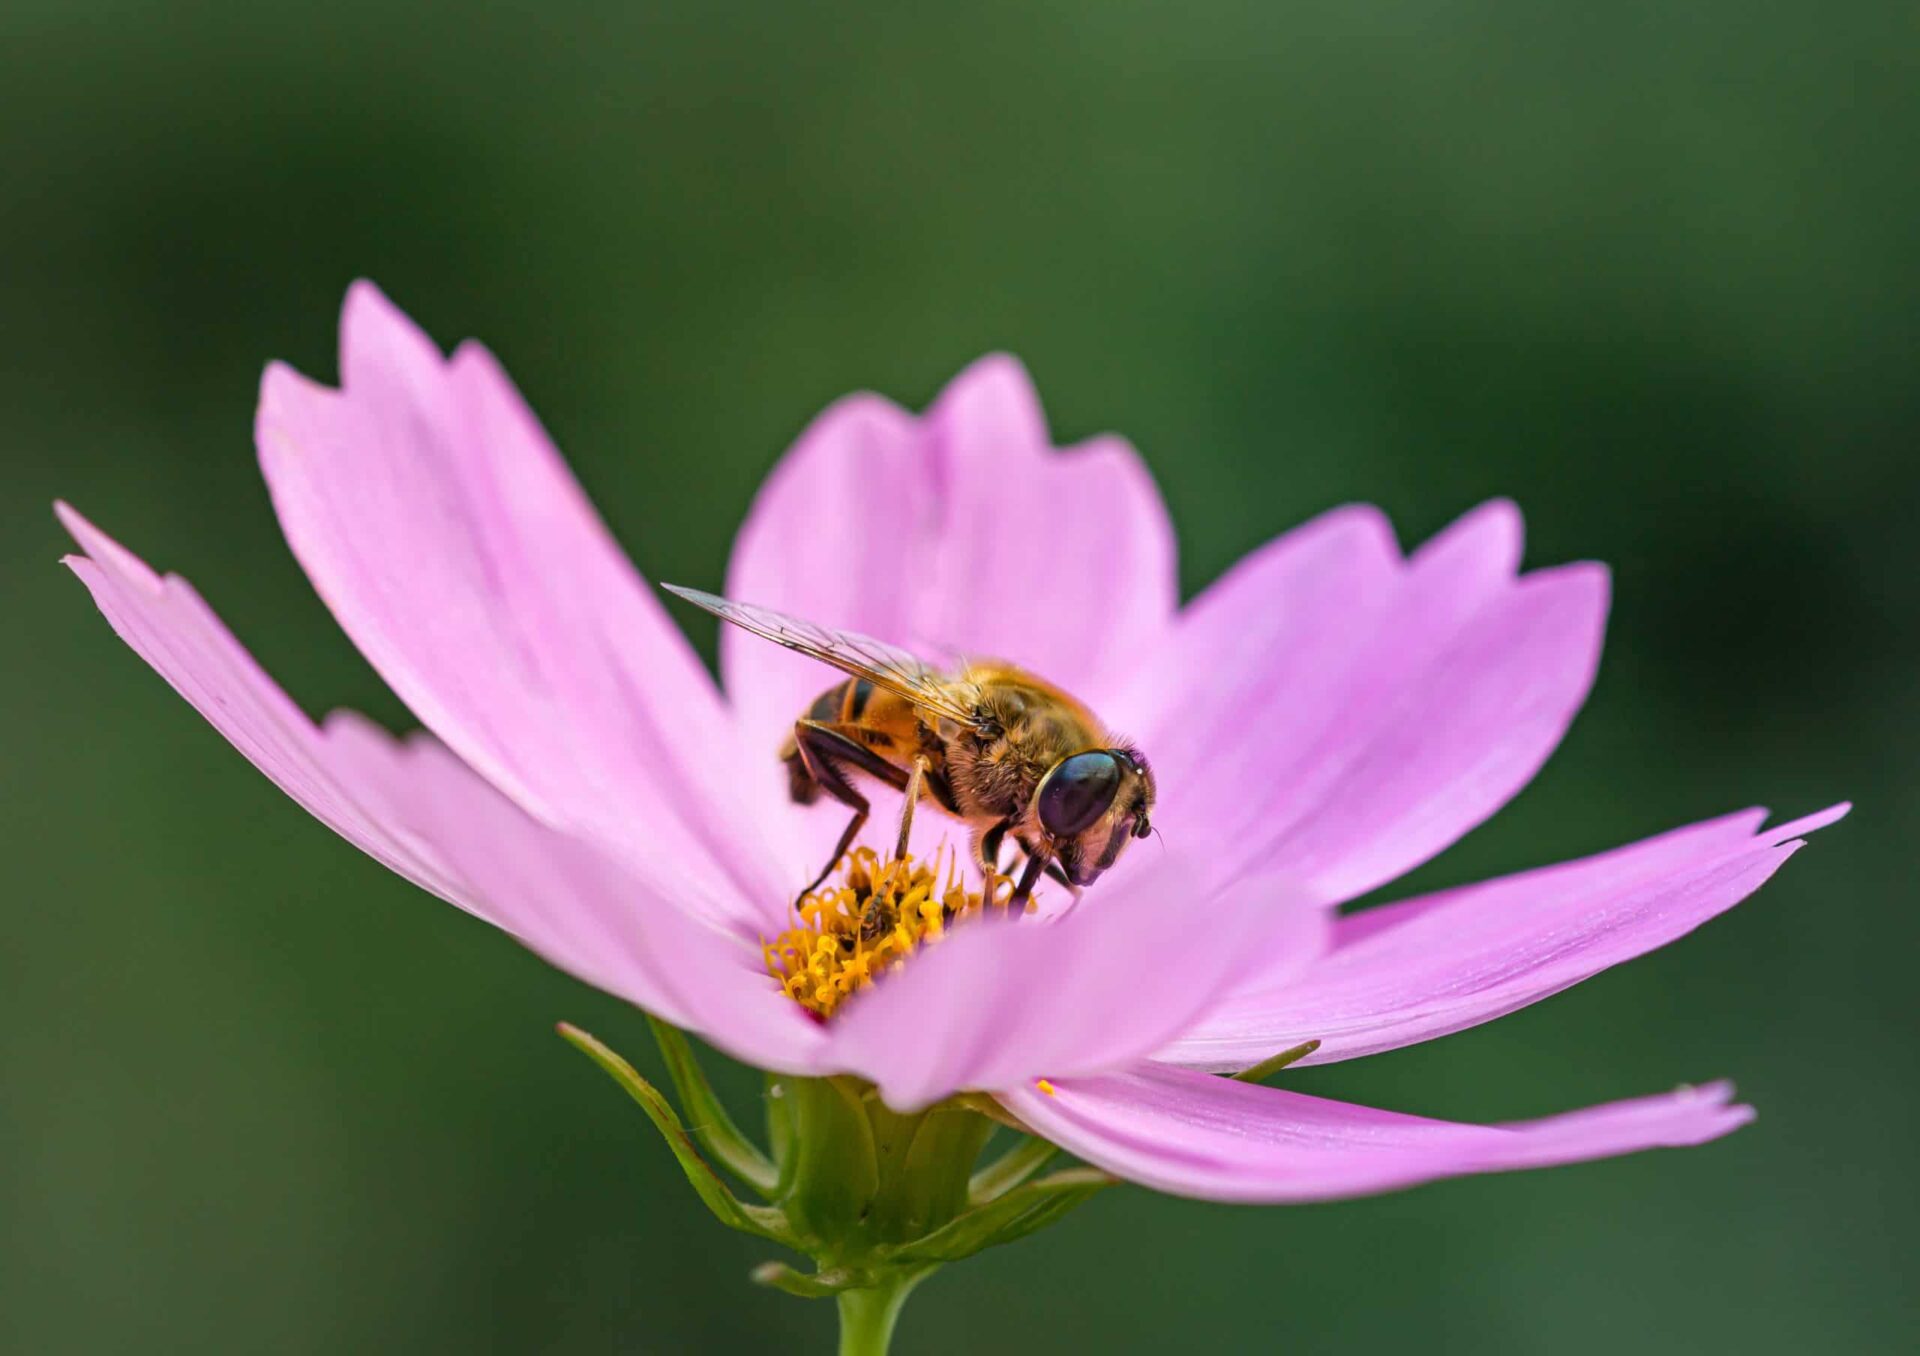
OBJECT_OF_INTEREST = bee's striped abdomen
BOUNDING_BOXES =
[806,677,877,724]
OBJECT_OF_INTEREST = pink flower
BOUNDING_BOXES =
[61,282,1844,1205]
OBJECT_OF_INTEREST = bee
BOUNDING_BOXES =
[664,586,1156,910]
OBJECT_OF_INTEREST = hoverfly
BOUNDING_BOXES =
[664,585,1156,910]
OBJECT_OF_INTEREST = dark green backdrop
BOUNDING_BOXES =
[3,3,1912,1352]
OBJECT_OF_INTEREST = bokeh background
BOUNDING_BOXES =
[3,3,1913,1352]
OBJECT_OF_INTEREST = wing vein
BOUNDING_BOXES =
[662,584,985,729]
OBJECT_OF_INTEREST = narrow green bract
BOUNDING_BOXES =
[561,1022,1109,1355]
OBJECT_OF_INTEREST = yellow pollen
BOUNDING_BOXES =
[1035,1079,1057,1097]
[763,846,1020,1019]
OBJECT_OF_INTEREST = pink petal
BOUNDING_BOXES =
[721,355,1178,794]
[58,505,821,1073]
[717,390,932,797]
[256,282,792,926]
[1159,804,1849,1071]
[1101,502,1402,793]
[821,855,1329,1111]
[58,502,462,906]
[1000,1060,1752,1202]
[1131,500,1607,902]
[323,716,827,1075]
[913,358,1177,701]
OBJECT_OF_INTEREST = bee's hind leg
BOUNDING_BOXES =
[790,720,910,900]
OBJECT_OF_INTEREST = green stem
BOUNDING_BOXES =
[836,1270,927,1356]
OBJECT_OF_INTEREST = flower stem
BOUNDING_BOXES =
[836,1271,927,1356]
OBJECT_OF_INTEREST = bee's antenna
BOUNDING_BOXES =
[1150,824,1168,855]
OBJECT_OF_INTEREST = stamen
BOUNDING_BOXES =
[763,847,1021,1019]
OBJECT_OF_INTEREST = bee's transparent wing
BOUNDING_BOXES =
[662,585,986,730]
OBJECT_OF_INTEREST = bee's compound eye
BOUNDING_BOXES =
[1036,751,1122,839]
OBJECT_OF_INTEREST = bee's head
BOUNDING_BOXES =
[1031,745,1156,888]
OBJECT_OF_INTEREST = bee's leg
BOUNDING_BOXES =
[1007,834,1083,896]
[972,820,1010,877]
[791,720,910,899]
[896,755,932,859]
[1008,850,1048,915]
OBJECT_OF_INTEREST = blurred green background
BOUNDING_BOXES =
[3,2,1912,1352]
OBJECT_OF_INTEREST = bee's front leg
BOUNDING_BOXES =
[973,819,1011,877]
[1008,850,1048,914]
[974,822,1081,909]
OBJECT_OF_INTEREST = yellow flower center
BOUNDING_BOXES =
[763,847,1023,1019]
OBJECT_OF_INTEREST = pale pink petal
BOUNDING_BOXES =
[1259,561,1606,899]
[1132,501,1606,902]
[718,392,931,773]
[1159,805,1849,1071]
[324,717,827,1075]
[1100,502,1402,789]
[256,283,793,925]
[721,355,1178,806]
[59,503,818,1071]
[1000,1061,1752,1202]
[58,502,463,905]
[912,357,1177,702]
[822,856,1329,1111]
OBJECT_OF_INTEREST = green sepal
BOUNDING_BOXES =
[645,1015,779,1196]
[881,1167,1113,1266]
[780,1076,881,1249]
[766,1073,795,1177]
[952,1091,1030,1131]
[1232,1038,1322,1083]
[970,1175,1104,1252]
[868,1102,996,1242]
[557,1023,794,1245]
[967,1133,1059,1206]
[750,1261,879,1299]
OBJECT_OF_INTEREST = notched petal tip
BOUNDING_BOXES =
[1768,802,1851,843]
[448,336,505,379]
[55,501,165,593]
[1419,497,1527,575]
[1420,499,1536,580]
[1336,501,1404,557]
[337,278,445,393]
[53,497,96,545]
[948,350,1037,394]
[340,277,403,330]
[257,357,325,408]
[1006,1065,1761,1203]
[1529,556,1612,601]
[931,350,1048,434]
[801,388,917,438]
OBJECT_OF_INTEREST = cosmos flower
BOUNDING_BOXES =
[61,282,1844,1222]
